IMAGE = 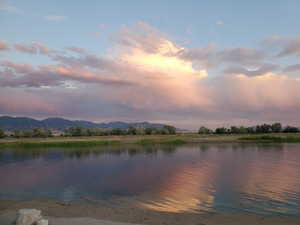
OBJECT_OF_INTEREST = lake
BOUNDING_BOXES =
[0,143,300,217]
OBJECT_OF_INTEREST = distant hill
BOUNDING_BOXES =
[0,116,167,131]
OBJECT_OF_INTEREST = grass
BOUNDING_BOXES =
[239,135,300,142]
[0,133,300,149]
[135,138,186,145]
[0,140,121,148]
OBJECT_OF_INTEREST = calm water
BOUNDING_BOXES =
[0,143,300,217]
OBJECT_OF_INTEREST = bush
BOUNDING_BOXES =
[0,129,5,138]
[198,126,212,134]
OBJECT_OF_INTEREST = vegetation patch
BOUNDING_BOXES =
[239,135,300,142]
[136,138,186,145]
[0,140,121,149]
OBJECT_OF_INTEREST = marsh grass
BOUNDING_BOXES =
[239,135,300,142]
[1,133,300,150]
[0,140,121,149]
[135,138,186,145]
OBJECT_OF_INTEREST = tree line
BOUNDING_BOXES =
[0,122,299,139]
[64,125,176,136]
[0,125,177,138]
[198,123,299,134]
[0,128,54,138]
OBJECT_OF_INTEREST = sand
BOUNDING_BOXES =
[0,200,299,225]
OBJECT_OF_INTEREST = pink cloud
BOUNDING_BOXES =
[1,23,300,128]
[14,42,54,55]
[0,40,10,51]
[1,60,34,73]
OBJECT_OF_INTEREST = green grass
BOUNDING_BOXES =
[135,138,186,145]
[0,140,121,148]
[1,133,300,150]
[239,135,300,142]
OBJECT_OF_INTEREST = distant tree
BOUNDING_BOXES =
[283,126,299,133]
[22,130,34,138]
[32,128,52,138]
[136,127,146,135]
[231,126,248,134]
[13,130,22,138]
[145,127,153,135]
[246,126,255,134]
[256,124,272,133]
[159,128,170,135]
[0,129,5,138]
[198,126,212,134]
[215,127,228,134]
[64,127,87,136]
[271,123,282,133]
[164,125,176,135]
[230,126,239,134]
[111,128,124,135]
[127,126,137,135]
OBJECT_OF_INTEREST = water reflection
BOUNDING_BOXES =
[140,160,216,213]
[0,143,299,217]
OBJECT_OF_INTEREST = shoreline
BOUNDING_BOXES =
[0,200,299,225]
[0,133,300,148]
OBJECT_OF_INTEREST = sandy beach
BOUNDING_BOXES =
[0,200,299,225]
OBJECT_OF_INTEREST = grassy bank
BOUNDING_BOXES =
[0,135,189,149]
[0,133,300,149]
[0,140,121,148]
[239,135,300,142]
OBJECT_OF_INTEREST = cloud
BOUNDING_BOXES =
[283,64,300,73]
[14,42,54,55]
[44,15,67,22]
[65,46,88,55]
[0,0,22,14]
[0,88,58,115]
[14,43,37,54]
[216,20,224,25]
[1,23,300,128]
[178,45,266,69]
[1,61,34,73]
[213,73,300,117]
[217,47,266,66]
[0,40,10,51]
[263,36,300,57]
[223,64,280,77]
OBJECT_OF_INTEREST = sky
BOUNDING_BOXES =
[1,0,300,129]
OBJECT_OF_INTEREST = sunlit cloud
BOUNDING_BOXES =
[0,22,300,128]
[216,20,224,25]
[0,40,10,51]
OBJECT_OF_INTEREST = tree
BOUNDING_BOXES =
[127,126,137,135]
[215,127,228,134]
[23,130,34,138]
[164,125,176,135]
[159,128,170,135]
[145,127,153,135]
[283,126,299,133]
[271,123,282,133]
[0,129,5,138]
[256,124,272,133]
[246,126,255,134]
[32,128,52,138]
[111,128,124,135]
[238,126,248,134]
[230,126,239,134]
[13,130,23,138]
[198,126,212,134]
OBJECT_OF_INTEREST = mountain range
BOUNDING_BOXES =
[0,116,167,131]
